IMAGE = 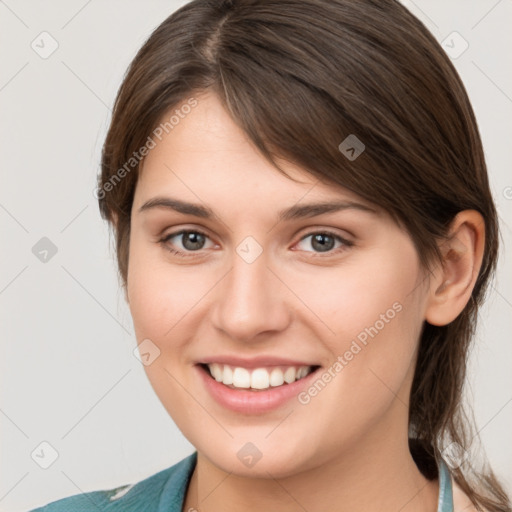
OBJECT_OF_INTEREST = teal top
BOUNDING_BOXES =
[28,452,454,511]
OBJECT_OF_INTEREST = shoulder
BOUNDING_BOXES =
[26,452,197,512]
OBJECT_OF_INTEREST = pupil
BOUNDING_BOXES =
[183,232,204,250]
[312,234,334,252]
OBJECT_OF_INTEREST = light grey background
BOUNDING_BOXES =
[1,1,511,510]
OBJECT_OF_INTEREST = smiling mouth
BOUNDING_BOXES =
[199,363,321,391]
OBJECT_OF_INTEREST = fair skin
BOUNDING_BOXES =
[122,91,484,512]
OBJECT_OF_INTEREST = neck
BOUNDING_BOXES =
[182,412,439,512]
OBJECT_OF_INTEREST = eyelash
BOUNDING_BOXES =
[158,229,354,259]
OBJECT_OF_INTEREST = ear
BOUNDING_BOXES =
[424,210,485,326]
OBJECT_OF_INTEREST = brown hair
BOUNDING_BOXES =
[98,0,510,510]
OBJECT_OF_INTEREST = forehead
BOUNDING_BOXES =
[134,92,378,216]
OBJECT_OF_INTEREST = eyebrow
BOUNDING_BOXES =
[138,196,377,221]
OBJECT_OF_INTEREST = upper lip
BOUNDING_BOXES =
[198,355,320,369]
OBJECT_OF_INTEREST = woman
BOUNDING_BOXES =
[29,0,511,511]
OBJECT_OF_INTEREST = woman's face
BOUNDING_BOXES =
[127,91,430,477]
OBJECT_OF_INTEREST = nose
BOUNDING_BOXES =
[210,247,291,342]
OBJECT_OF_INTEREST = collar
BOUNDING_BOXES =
[438,457,454,512]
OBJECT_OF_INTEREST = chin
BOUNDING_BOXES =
[194,435,321,479]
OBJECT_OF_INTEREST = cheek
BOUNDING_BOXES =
[126,240,208,421]
[286,262,425,457]
[289,242,424,404]
[127,236,196,338]
[285,241,423,347]
[126,238,222,370]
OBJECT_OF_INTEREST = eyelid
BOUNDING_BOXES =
[160,228,216,250]
[293,230,354,255]
[159,226,354,258]
[294,224,354,242]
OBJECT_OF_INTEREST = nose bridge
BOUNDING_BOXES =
[211,242,290,341]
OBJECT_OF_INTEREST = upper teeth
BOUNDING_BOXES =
[207,363,313,390]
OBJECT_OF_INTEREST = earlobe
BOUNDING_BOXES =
[424,210,485,326]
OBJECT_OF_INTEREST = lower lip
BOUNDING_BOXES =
[196,364,320,414]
